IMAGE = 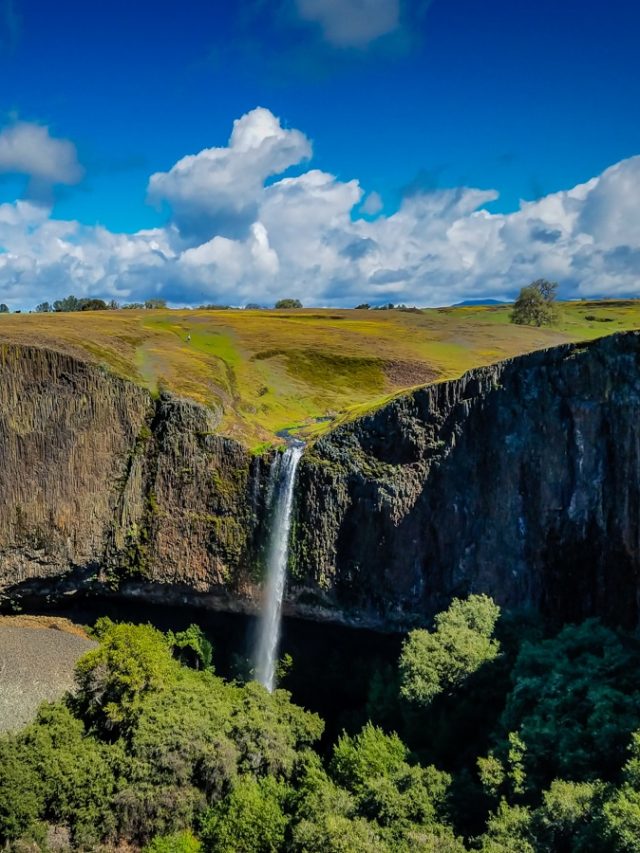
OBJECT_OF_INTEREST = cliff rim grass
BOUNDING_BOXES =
[1,300,639,448]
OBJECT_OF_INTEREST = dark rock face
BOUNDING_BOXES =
[0,345,270,609]
[290,332,640,628]
[0,345,149,589]
[2,333,639,629]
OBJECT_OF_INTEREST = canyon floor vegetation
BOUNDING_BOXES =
[1,301,639,446]
[2,598,640,851]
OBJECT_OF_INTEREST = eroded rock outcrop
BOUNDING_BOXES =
[0,344,268,609]
[289,332,640,628]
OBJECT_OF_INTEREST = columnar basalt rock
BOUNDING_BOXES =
[0,344,270,608]
[290,332,640,628]
[1,333,639,629]
[0,345,150,589]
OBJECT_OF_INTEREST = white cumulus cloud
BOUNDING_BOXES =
[0,107,639,311]
[361,190,383,215]
[147,107,311,243]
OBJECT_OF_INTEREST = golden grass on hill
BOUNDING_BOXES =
[1,301,639,447]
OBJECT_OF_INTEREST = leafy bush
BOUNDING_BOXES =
[0,620,326,848]
[498,619,640,789]
[168,624,214,670]
[74,621,175,734]
[51,295,113,312]
[144,830,203,852]
[399,595,501,707]
[0,739,44,843]
[0,703,117,847]
[200,776,289,852]
[328,723,458,849]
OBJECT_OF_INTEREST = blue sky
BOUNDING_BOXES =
[0,0,638,308]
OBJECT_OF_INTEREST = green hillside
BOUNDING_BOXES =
[1,301,639,447]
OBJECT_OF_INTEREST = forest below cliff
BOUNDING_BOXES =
[2,599,640,852]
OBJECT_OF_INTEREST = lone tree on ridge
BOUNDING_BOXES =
[510,279,558,326]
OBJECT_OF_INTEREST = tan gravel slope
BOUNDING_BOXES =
[0,619,96,733]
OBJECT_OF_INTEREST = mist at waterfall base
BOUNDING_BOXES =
[254,444,303,692]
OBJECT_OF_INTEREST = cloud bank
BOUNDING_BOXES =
[0,107,639,309]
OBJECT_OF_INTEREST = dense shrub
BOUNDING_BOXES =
[0,739,44,843]
[399,594,501,706]
[200,776,289,852]
[274,298,302,309]
[168,624,214,670]
[75,621,176,734]
[144,830,203,852]
[497,619,640,790]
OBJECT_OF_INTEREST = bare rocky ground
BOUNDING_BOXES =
[0,616,96,733]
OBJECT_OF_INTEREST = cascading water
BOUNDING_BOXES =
[254,443,303,692]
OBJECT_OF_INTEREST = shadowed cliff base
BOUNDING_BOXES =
[0,595,401,748]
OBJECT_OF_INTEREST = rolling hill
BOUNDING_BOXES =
[1,300,639,447]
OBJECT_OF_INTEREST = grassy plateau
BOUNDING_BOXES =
[1,301,639,448]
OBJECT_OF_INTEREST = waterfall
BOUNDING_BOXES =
[254,444,303,692]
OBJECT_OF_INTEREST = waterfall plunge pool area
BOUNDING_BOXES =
[1,445,403,742]
[1,597,403,745]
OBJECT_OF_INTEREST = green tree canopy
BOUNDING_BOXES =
[167,624,214,671]
[602,735,640,852]
[52,294,112,312]
[144,830,203,852]
[200,776,289,853]
[0,738,44,844]
[498,619,640,790]
[5,609,640,851]
[74,621,176,734]
[53,294,81,312]
[399,595,501,707]
[80,298,108,311]
[510,279,558,326]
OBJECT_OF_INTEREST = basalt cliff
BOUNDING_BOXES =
[0,344,269,612]
[1,333,639,628]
